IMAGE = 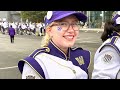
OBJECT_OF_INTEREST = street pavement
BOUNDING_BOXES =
[0,30,103,79]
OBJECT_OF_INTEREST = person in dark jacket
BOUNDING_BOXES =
[8,25,15,43]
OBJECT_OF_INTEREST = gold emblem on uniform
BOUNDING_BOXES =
[26,75,35,79]
[75,56,84,65]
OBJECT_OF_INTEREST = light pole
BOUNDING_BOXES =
[87,11,91,28]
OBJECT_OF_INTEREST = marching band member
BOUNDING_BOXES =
[18,11,91,79]
[92,11,120,79]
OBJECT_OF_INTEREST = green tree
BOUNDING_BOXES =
[20,11,47,23]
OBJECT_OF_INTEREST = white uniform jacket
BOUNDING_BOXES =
[18,40,91,79]
[92,32,120,79]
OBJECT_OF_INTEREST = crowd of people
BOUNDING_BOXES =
[0,21,46,36]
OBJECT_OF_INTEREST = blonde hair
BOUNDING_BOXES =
[40,22,54,47]
[40,33,51,47]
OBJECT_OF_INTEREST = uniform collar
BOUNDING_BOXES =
[48,40,70,60]
[108,32,120,38]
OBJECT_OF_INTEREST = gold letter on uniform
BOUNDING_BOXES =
[75,56,84,65]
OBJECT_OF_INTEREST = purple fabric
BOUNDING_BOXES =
[70,48,90,74]
[45,11,87,26]
[48,40,90,74]
[99,35,120,54]
[8,27,15,36]
[18,57,45,79]
[112,14,120,26]
[18,40,90,78]
[107,36,120,53]
[29,48,46,58]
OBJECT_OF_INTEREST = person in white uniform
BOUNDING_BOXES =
[92,11,120,79]
[18,11,91,79]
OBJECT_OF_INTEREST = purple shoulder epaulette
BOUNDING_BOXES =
[18,47,50,79]
[99,36,120,54]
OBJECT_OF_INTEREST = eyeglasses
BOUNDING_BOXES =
[50,22,81,31]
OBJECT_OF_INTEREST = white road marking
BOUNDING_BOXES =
[0,66,18,70]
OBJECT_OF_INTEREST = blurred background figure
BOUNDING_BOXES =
[8,25,15,43]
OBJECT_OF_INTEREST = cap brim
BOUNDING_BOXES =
[54,12,87,22]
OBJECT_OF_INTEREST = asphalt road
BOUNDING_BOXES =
[0,30,103,79]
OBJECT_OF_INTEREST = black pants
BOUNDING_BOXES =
[10,35,14,43]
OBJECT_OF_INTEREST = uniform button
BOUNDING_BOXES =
[73,70,76,74]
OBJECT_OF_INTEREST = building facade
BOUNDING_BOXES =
[0,11,21,22]
[82,11,114,28]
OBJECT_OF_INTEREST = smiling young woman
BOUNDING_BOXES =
[18,11,91,79]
